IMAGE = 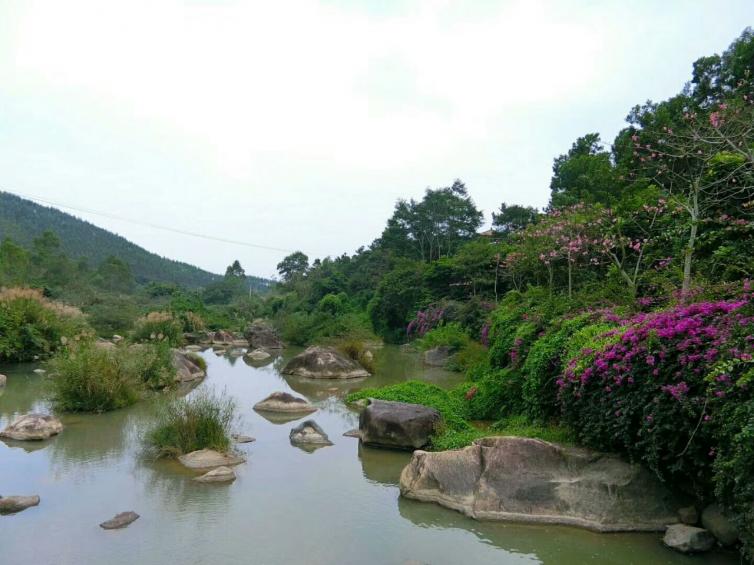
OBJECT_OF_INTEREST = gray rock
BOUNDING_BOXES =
[701,503,739,547]
[210,330,236,345]
[171,349,206,383]
[282,346,370,379]
[663,524,715,553]
[0,495,40,515]
[244,319,283,350]
[0,374,6,387]
[359,400,440,450]
[343,429,361,438]
[231,434,256,444]
[100,511,139,529]
[245,349,271,361]
[184,345,203,352]
[254,391,317,414]
[399,436,681,532]
[423,346,453,367]
[178,449,246,470]
[289,420,332,447]
[194,466,236,483]
[33,369,46,375]
[0,413,63,441]
[678,506,699,525]
[227,348,245,357]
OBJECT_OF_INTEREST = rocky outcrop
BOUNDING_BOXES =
[663,524,715,554]
[244,319,283,350]
[171,349,206,383]
[359,400,440,450]
[289,420,332,448]
[254,392,317,415]
[245,349,271,361]
[0,413,63,441]
[178,449,246,470]
[194,466,236,483]
[100,511,140,529]
[423,346,453,367]
[701,504,739,547]
[283,346,370,379]
[399,436,680,533]
[210,330,236,345]
[0,495,40,515]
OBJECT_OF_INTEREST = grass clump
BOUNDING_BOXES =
[131,311,184,346]
[338,339,375,373]
[185,351,207,372]
[414,322,469,351]
[146,389,236,456]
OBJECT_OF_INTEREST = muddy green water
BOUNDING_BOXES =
[0,347,738,565]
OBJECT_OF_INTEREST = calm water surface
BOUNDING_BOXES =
[0,347,738,565]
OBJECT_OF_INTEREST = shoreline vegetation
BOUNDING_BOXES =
[0,28,752,559]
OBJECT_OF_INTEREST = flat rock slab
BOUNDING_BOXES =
[282,346,370,379]
[289,420,333,447]
[359,400,440,450]
[100,511,140,529]
[231,434,256,444]
[663,524,715,554]
[254,391,316,414]
[194,466,236,483]
[0,413,63,441]
[178,449,246,470]
[0,495,40,515]
[171,349,206,383]
[399,436,681,533]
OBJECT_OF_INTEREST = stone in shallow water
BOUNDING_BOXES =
[232,434,256,444]
[423,346,453,367]
[359,400,440,450]
[0,495,40,515]
[663,524,715,554]
[343,429,361,438]
[178,449,246,470]
[0,413,63,441]
[254,391,316,414]
[100,511,140,529]
[289,420,332,447]
[244,319,284,350]
[245,349,271,361]
[194,466,236,483]
[282,346,370,379]
[399,436,681,533]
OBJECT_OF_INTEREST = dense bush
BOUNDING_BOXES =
[146,389,236,456]
[131,311,184,346]
[414,322,470,352]
[0,287,90,362]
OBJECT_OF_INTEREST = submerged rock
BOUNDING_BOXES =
[282,346,370,379]
[100,511,140,529]
[171,349,206,383]
[178,449,246,470]
[359,400,440,450]
[663,524,715,554]
[246,349,272,361]
[254,391,317,415]
[0,495,40,515]
[0,413,63,441]
[399,436,680,532]
[289,420,332,448]
[231,434,256,444]
[701,504,739,547]
[423,346,453,367]
[194,466,236,483]
[244,319,283,350]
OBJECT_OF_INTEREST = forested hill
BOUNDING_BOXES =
[0,191,226,289]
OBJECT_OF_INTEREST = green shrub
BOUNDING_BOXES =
[458,367,523,420]
[146,389,236,456]
[447,340,488,372]
[85,295,139,337]
[0,287,90,362]
[48,343,142,412]
[415,322,469,351]
[491,415,576,445]
[131,311,183,346]
[186,351,207,372]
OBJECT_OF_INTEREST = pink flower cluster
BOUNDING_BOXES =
[406,305,445,338]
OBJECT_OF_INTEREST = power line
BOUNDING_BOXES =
[1,188,297,254]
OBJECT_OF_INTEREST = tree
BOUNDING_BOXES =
[96,255,135,293]
[225,260,246,280]
[550,134,619,209]
[277,251,310,282]
[0,238,30,285]
[492,203,538,234]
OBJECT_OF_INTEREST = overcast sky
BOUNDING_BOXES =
[1,1,752,278]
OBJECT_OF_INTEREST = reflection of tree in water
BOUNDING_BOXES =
[0,368,49,420]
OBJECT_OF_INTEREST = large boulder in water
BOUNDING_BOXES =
[100,511,140,529]
[663,524,715,554]
[0,495,40,515]
[282,346,370,379]
[289,420,332,448]
[399,436,680,532]
[244,319,283,350]
[423,346,453,367]
[210,330,236,345]
[194,466,236,483]
[254,391,316,415]
[359,400,440,450]
[178,449,245,470]
[171,349,206,383]
[0,414,63,441]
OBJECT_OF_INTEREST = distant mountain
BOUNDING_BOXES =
[0,192,271,291]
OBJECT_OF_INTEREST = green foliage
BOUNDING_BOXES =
[0,288,90,362]
[277,251,310,282]
[368,261,429,343]
[84,295,140,336]
[414,322,469,351]
[131,311,184,346]
[146,389,236,456]
[337,339,375,373]
[490,415,576,445]
[185,351,207,372]
[460,367,523,420]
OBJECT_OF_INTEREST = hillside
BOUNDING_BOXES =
[0,191,270,291]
